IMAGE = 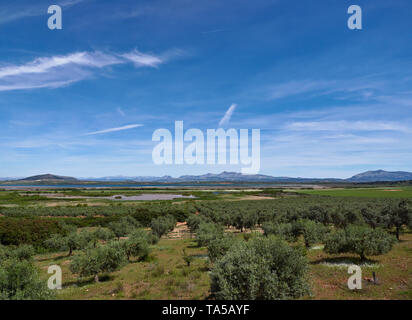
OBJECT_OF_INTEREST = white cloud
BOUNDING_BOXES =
[286,120,410,133]
[0,49,179,92]
[218,103,237,126]
[267,79,383,101]
[0,52,121,78]
[117,107,126,116]
[121,49,163,68]
[0,0,85,25]
[84,124,143,136]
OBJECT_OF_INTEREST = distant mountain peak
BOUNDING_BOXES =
[348,170,412,182]
[9,169,412,184]
[21,174,77,181]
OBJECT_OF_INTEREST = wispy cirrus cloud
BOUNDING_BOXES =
[286,120,410,133]
[0,0,85,25]
[218,103,237,126]
[121,49,163,68]
[84,124,143,136]
[0,49,181,91]
[117,107,126,117]
[267,79,384,101]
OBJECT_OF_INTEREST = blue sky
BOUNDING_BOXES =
[0,0,411,178]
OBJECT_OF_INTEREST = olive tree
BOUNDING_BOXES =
[44,230,91,256]
[108,216,141,240]
[195,222,224,247]
[0,256,55,300]
[121,230,151,262]
[324,225,396,260]
[210,236,310,299]
[150,215,176,238]
[91,227,115,247]
[0,244,35,262]
[262,222,296,242]
[383,200,411,240]
[207,234,239,263]
[294,220,329,248]
[69,242,127,282]
[186,214,209,233]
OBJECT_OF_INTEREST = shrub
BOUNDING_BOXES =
[10,245,35,261]
[207,235,239,263]
[182,248,193,266]
[324,225,396,260]
[69,243,127,282]
[0,244,35,261]
[210,236,310,299]
[0,218,65,248]
[0,258,55,300]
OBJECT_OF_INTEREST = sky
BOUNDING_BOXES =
[0,0,411,179]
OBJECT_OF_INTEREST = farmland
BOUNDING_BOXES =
[0,186,411,300]
[295,187,412,198]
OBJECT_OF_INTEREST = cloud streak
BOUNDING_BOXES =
[219,103,237,126]
[286,120,410,133]
[0,0,85,25]
[0,49,179,92]
[84,124,143,136]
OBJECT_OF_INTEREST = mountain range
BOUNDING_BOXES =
[2,170,412,183]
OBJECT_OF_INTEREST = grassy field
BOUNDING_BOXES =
[295,187,412,198]
[34,232,412,300]
[1,185,411,300]
[36,237,211,300]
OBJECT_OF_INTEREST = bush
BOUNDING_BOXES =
[210,236,310,299]
[0,244,35,261]
[207,235,239,263]
[0,218,65,248]
[196,222,224,247]
[324,225,396,260]
[182,248,193,266]
[0,258,55,300]
[10,245,36,261]
[70,243,127,282]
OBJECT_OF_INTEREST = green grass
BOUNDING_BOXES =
[36,238,211,300]
[295,187,412,198]
[34,232,412,300]
[307,232,412,299]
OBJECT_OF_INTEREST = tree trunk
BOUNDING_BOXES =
[68,247,73,256]
[396,227,400,241]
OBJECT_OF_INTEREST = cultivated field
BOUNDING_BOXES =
[0,186,411,300]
